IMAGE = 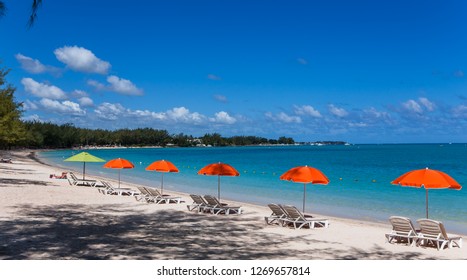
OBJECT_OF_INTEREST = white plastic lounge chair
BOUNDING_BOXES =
[98,181,138,196]
[135,186,153,202]
[68,172,98,187]
[265,203,291,226]
[385,216,419,246]
[416,219,463,250]
[145,187,181,204]
[203,195,243,215]
[187,194,211,212]
[280,205,329,229]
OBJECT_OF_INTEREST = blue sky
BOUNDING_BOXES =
[1,0,467,143]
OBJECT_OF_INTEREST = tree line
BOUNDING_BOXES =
[20,122,294,148]
[1,66,294,149]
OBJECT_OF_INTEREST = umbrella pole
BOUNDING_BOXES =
[426,189,429,219]
[161,173,164,195]
[118,169,121,188]
[218,175,221,201]
[83,162,86,180]
[303,184,306,213]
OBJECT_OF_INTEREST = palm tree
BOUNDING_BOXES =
[0,0,42,28]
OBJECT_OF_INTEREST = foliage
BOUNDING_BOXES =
[0,67,27,149]
[20,121,295,149]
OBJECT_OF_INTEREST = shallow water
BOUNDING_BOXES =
[40,144,467,234]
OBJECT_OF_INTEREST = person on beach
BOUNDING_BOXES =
[49,172,67,179]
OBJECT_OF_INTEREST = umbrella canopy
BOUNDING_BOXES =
[103,158,135,188]
[197,162,239,201]
[280,165,330,213]
[64,151,105,180]
[391,167,462,218]
[146,160,179,194]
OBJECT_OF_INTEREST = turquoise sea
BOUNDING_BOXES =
[39,144,467,234]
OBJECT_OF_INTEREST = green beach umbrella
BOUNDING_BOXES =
[64,151,105,180]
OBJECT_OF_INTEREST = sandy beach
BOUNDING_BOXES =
[0,150,465,260]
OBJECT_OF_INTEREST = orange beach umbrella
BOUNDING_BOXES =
[391,167,462,218]
[146,160,179,195]
[280,165,330,213]
[197,162,239,201]
[103,158,135,188]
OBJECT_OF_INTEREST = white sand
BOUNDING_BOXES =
[0,150,465,260]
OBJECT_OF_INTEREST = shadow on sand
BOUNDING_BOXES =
[0,203,435,260]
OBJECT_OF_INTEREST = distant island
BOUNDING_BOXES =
[300,141,351,146]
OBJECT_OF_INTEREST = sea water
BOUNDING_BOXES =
[39,144,467,234]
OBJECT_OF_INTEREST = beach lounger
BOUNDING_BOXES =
[416,219,463,250]
[280,205,329,229]
[265,203,291,226]
[145,187,181,204]
[385,216,419,246]
[203,195,243,215]
[135,186,153,202]
[98,181,138,196]
[187,194,211,212]
[68,172,98,187]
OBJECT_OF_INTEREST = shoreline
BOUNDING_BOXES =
[1,150,466,259]
[38,147,467,236]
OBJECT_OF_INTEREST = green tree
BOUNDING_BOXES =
[0,66,27,149]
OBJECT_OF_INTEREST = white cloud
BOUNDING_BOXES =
[452,105,467,118]
[213,94,228,103]
[106,75,143,95]
[78,97,94,107]
[207,74,221,80]
[166,107,204,123]
[21,78,67,99]
[15,53,47,73]
[130,109,165,120]
[88,76,143,96]
[87,79,106,90]
[54,46,111,74]
[94,103,126,120]
[297,58,308,65]
[94,104,205,124]
[328,104,349,117]
[210,111,236,124]
[418,97,435,112]
[454,70,464,77]
[39,98,85,116]
[266,112,301,123]
[71,90,88,98]
[22,99,39,110]
[348,122,368,128]
[294,105,322,118]
[21,114,42,122]
[402,99,423,114]
[363,107,385,119]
